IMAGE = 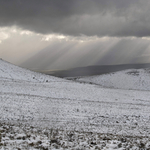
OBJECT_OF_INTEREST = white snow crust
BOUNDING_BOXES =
[1,59,150,149]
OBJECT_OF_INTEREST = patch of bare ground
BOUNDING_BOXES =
[0,122,150,150]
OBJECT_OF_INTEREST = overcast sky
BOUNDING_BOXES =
[0,0,150,70]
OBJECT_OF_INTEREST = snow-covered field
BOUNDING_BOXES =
[1,59,150,149]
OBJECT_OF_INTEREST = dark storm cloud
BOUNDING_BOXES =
[0,0,150,37]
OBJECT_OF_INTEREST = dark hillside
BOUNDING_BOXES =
[42,63,150,77]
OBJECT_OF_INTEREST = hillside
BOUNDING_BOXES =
[0,58,63,82]
[44,63,150,77]
[1,59,150,149]
[77,68,150,91]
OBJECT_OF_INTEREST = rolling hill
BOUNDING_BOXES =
[77,68,150,91]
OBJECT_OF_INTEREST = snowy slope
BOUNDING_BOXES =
[1,59,150,134]
[1,60,150,149]
[0,59,64,82]
[78,68,150,91]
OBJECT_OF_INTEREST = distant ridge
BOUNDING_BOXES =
[43,63,150,77]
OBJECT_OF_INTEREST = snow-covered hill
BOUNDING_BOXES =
[1,59,150,149]
[78,68,150,91]
[0,59,63,82]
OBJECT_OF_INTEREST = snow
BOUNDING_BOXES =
[0,59,64,82]
[1,59,150,149]
[77,69,150,91]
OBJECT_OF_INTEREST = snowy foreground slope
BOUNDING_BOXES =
[78,68,150,91]
[1,60,150,149]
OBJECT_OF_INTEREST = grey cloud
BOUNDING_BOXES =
[0,0,150,37]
